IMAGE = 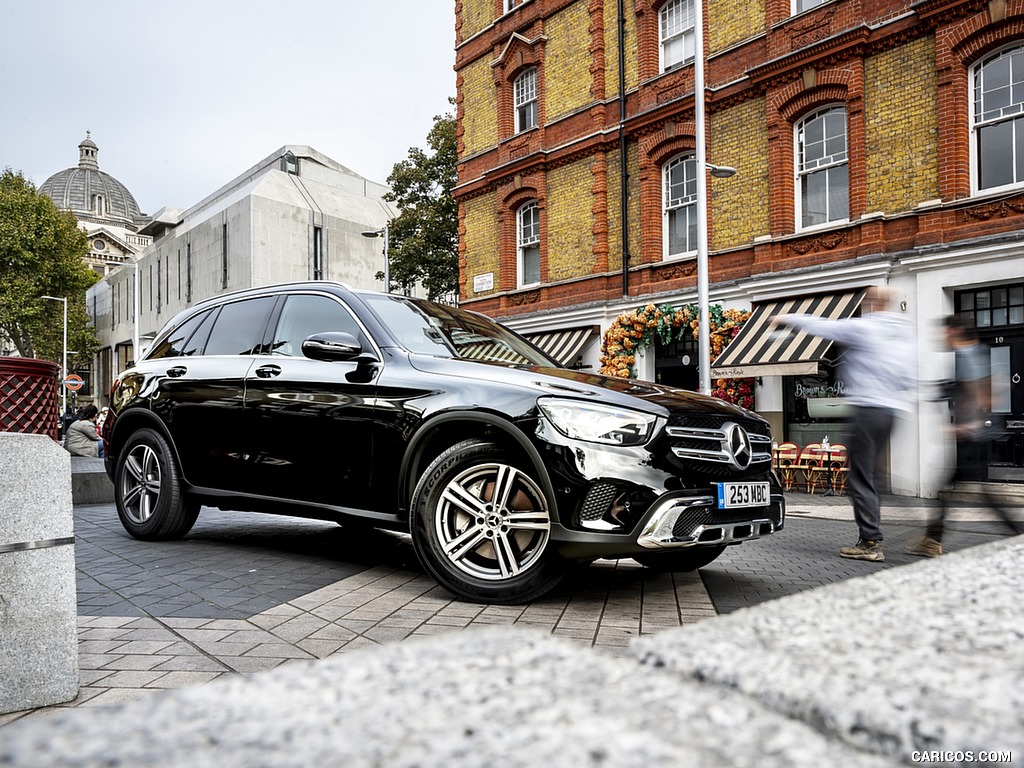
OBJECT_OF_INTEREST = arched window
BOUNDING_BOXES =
[974,45,1024,192]
[94,194,105,215]
[659,0,694,72]
[514,68,538,134]
[517,201,541,287]
[796,106,848,228]
[663,154,698,258]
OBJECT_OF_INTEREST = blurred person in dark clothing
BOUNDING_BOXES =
[906,314,1022,557]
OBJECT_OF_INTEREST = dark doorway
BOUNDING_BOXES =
[655,332,698,391]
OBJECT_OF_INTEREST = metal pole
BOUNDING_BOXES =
[42,295,68,418]
[694,0,711,396]
[383,223,390,294]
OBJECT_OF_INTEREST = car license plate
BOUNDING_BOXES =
[716,482,770,509]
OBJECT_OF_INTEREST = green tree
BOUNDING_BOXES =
[0,169,99,370]
[383,102,458,301]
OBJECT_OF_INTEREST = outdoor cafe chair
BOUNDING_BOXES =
[772,441,800,491]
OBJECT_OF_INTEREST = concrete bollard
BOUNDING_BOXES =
[0,432,79,714]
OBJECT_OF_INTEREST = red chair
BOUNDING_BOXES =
[772,442,800,491]
[811,443,848,495]
[793,443,822,492]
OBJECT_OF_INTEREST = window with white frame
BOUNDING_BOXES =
[660,0,695,72]
[796,106,849,228]
[517,201,541,286]
[504,0,523,11]
[663,155,698,258]
[793,0,827,13]
[974,45,1024,192]
[514,68,538,134]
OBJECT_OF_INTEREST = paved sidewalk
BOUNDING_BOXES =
[3,487,1018,727]
[1,501,717,726]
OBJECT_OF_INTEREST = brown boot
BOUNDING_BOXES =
[904,536,942,558]
[839,539,885,562]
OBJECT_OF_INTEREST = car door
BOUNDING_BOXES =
[151,296,275,492]
[242,292,379,511]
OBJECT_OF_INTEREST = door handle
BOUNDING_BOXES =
[255,365,282,379]
[166,366,187,378]
[1013,373,1021,384]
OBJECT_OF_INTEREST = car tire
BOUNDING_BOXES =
[114,427,200,541]
[410,440,565,604]
[632,545,727,572]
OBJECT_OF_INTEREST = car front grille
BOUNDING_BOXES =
[662,413,772,480]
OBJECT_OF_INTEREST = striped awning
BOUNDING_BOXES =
[524,326,598,368]
[711,289,867,378]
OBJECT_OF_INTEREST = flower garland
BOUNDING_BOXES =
[599,302,756,410]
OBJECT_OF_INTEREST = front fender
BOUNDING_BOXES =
[400,410,561,525]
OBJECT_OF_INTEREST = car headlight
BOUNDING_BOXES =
[537,397,657,446]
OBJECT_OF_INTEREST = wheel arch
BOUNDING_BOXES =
[400,411,560,525]
[108,409,187,482]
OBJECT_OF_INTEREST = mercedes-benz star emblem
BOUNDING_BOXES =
[724,422,752,469]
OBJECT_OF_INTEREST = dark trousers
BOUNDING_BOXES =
[846,406,895,542]
[926,437,1023,542]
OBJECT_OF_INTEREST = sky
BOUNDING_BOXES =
[1,0,456,215]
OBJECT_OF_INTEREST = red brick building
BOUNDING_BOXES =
[453,0,1024,496]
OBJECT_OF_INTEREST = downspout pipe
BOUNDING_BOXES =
[618,0,629,298]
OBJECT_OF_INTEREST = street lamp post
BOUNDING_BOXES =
[693,0,736,395]
[42,294,68,420]
[361,224,390,293]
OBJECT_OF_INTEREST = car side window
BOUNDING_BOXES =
[147,308,216,359]
[269,294,366,357]
[203,297,277,356]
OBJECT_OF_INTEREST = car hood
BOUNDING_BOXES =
[405,354,763,422]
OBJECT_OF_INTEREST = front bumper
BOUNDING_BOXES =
[550,488,785,560]
[636,491,785,549]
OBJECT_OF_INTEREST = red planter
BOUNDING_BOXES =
[0,357,60,440]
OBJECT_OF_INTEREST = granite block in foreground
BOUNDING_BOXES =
[631,537,1024,762]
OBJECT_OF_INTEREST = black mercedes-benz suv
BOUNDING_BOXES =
[103,282,784,603]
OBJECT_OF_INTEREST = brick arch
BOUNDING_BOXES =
[641,123,696,168]
[948,18,1024,67]
[773,81,851,125]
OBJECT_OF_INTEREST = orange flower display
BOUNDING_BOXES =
[599,303,756,410]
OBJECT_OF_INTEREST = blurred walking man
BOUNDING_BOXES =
[906,314,1022,557]
[774,286,916,562]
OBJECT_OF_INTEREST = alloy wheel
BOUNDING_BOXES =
[434,462,551,581]
[120,443,163,526]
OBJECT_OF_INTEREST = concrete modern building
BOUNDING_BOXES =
[86,145,395,402]
[453,0,1024,497]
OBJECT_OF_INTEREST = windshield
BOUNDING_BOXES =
[362,294,558,367]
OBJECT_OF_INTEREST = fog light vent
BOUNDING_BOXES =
[579,483,617,522]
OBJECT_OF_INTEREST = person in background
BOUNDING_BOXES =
[773,286,917,562]
[906,314,1022,557]
[64,404,103,458]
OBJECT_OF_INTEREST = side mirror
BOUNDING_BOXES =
[302,332,372,363]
